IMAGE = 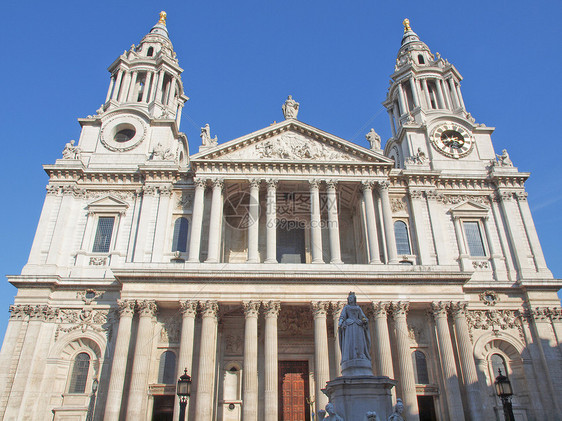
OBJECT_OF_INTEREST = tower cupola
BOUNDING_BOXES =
[383,19,469,139]
[101,11,188,123]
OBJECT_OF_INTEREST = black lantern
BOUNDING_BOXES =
[495,369,515,421]
[177,368,192,421]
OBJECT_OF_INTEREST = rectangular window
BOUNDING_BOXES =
[92,216,115,253]
[463,221,486,256]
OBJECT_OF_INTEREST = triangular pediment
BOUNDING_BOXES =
[190,120,393,165]
[449,200,489,217]
[87,196,129,213]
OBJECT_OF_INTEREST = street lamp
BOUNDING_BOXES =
[86,378,99,421]
[177,368,192,421]
[495,369,515,421]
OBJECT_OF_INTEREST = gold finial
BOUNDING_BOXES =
[403,18,411,33]
[159,11,167,25]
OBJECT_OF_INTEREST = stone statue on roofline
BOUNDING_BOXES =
[496,149,513,167]
[200,123,218,147]
[282,95,299,119]
[366,128,382,150]
[62,140,81,160]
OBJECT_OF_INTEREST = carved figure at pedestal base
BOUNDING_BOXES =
[317,402,344,421]
[387,399,404,421]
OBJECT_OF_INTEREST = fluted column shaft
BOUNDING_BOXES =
[408,190,430,265]
[326,181,342,264]
[451,302,481,421]
[265,180,278,263]
[378,181,398,263]
[431,302,464,421]
[391,302,419,420]
[371,302,394,379]
[105,76,115,102]
[0,306,25,417]
[127,71,139,102]
[516,192,549,271]
[126,300,158,420]
[205,179,223,263]
[448,79,460,109]
[409,77,420,108]
[243,301,260,421]
[421,79,431,108]
[452,216,471,271]
[332,302,345,377]
[264,301,280,420]
[141,72,152,103]
[435,79,445,108]
[312,302,330,411]
[173,301,198,421]
[397,83,407,114]
[188,179,206,262]
[362,181,381,264]
[104,300,136,421]
[247,180,260,263]
[309,180,323,263]
[111,69,124,101]
[195,301,219,421]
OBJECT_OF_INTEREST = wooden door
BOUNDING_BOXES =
[279,361,310,421]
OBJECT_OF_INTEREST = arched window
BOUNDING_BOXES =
[158,351,176,384]
[394,221,411,255]
[418,54,425,64]
[172,217,189,252]
[68,352,90,393]
[490,353,508,379]
[147,46,154,57]
[413,350,429,384]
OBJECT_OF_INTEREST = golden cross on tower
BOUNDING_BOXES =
[159,11,167,25]
[403,18,411,33]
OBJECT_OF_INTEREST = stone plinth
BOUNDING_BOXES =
[323,375,396,421]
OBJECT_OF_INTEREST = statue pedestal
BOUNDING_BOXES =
[323,375,396,420]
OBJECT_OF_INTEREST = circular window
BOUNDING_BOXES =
[114,127,136,143]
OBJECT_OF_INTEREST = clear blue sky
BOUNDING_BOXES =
[1,0,561,341]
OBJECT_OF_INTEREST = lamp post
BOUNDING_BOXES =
[85,378,99,421]
[177,368,192,421]
[495,369,515,421]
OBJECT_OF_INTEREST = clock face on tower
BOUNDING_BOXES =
[430,123,474,159]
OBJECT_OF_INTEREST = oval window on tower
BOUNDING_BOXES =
[114,127,136,143]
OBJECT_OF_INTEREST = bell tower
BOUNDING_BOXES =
[72,11,189,169]
[383,19,496,172]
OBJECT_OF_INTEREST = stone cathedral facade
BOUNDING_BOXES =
[0,12,561,421]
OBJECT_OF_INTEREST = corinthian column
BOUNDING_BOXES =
[309,180,324,263]
[104,300,136,421]
[206,179,224,263]
[188,178,206,263]
[371,302,394,379]
[265,180,278,263]
[391,302,419,420]
[430,302,464,421]
[174,301,198,421]
[195,301,219,421]
[247,180,260,263]
[378,181,398,263]
[331,301,345,377]
[126,300,158,420]
[326,180,343,264]
[263,301,280,420]
[243,301,260,421]
[312,302,330,411]
[450,302,481,421]
[361,181,381,264]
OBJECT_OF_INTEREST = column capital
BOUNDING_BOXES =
[326,180,338,191]
[371,301,390,318]
[450,301,468,319]
[28,304,59,321]
[137,300,158,317]
[361,180,375,191]
[311,301,329,317]
[331,301,345,315]
[9,304,30,320]
[391,301,410,318]
[263,300,281,318]
[409,189,425,200]
[193,177,207,189]
[211,178,224,190]
[180,300,198,317]
[249,178,261,189]
[266,178,278,189]
[243,301,261,317]
[430,301,449,319]
[377,180,391,190]
[117,299,136,317]
[515,191,528,201]
[201,300,219,318]
[309,179,320,189]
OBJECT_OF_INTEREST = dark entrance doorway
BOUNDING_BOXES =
[277,225,306,263]
[152,395,174,421]
[417,395,437,421]
[279,361,310,421]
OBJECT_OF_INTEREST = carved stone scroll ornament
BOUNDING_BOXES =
[56,308,112,341]
[29,305,59,321]
[9,305,31,320]
[278,306,313,336]
[137,300,158,317]
[77,289,103,305]
[390,196,406,213]
[465,309,523,341]
[479,290,499,306]
[160,319,181,343]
